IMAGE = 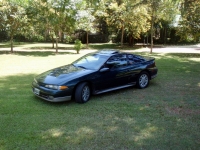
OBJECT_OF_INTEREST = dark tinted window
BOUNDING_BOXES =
[127,54,145,64]
[127,54,134,65]
[107,54,128,68]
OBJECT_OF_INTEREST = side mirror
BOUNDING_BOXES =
[100,67,110,72]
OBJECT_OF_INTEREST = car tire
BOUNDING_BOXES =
[137,71,149,89]
[75,82,91,103]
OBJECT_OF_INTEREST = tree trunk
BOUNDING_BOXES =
[61,31,64,43]
[52,35,54,48]
[164,27,167,45]
[86,31,89,48]
[10,34,14,53]
[150,16,154,53]
[129,34,134,46]
[121,25,124,47]
[55,37,58,53]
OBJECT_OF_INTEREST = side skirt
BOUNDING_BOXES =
[95,82,136,95]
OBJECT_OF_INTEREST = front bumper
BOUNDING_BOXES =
[33,90,71,102]
[32,86,72,102]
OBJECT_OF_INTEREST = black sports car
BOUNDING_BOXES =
[32,50,158,103]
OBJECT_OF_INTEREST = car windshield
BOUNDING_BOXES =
[73,53,109,70]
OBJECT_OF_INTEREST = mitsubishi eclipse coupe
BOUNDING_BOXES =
[32,50,158,103]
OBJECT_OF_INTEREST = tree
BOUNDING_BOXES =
[0,0,28,52]
[39,0,76,53]
[147,0,163,53]
[178,0,200,42]
[75,1,96,48]
[25,0,76,53]
[146,0,180,53]
[76,9,95,48]
[126,3,150,46]
[105,0,150,47]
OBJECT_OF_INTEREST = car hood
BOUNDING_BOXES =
[35,64,94,85]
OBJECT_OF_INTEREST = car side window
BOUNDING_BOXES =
[127,54,135,65]
[106,54,128,69]
[127,54,145,63]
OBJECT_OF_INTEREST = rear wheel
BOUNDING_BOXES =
[75,82,90,103]
[137,71,149,89]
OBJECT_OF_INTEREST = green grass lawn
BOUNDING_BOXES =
[0,47,200,149]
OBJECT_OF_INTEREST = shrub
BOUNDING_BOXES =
[74,39,82,54]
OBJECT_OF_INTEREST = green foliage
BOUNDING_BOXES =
[0,0,28,52]
[74,39,82,54]
[0,0,198,45]
[177,0,200,42]
[64,35,73,43]
[75,1,96,47]
[25,0,78,52]
[104,0,150,46]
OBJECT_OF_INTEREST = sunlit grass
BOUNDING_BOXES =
[0,47,200,149]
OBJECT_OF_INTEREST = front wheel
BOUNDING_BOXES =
[137,71,149,89]
[75,82,91,103]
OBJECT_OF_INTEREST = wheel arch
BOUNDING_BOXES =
[71,80,93,100]
[141,69,151,79]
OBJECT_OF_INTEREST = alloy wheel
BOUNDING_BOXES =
[139,74,149,88]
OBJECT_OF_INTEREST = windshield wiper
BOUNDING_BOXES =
[77,66,86,69]
[73,64,87,69]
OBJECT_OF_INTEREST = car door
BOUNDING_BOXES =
[126,54,143,83]
[94,54,132,91]
[110,55,131,87]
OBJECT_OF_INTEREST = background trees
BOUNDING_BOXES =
[26,0,76,53]
[0,0,199,52]
[0,0,28,52]
[75,1,96,48]
[177,0,200,42]
[104,0,150,47]
[146,0,181,53]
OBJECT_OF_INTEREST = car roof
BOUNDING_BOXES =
[96,49,119,56]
